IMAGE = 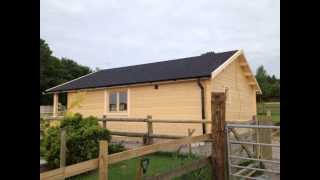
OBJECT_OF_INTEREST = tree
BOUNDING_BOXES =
[40,38,92,105]
[255,65,280,101]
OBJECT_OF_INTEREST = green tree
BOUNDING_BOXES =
[255,65,280,101]
[40,38,92,105]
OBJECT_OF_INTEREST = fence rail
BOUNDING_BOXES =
[99,117,213,143]
[40,134,211,180]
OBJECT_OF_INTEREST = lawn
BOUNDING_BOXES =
[66,152,211,180]
[257,102,280,125]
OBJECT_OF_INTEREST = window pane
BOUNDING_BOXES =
[119,92,127,111]
[109,92,117,112]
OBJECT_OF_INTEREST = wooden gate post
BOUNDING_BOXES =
[99,140,108,180]
[146,115,153,145]
[211,92,227,180]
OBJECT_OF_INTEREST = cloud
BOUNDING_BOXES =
[41,0,279,77]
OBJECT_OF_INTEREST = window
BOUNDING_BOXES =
[119,92,127,111]
[109,92,117,112]
[108,91,128,112]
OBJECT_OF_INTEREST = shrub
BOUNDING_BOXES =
[109,143,126,154]
[40,118,50,136]
[42,113,111,169]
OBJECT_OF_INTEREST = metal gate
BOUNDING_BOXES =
[225,124,280,180]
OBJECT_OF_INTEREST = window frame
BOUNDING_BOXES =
[108,92,118,112]
[106,89,128,114]
[118,91,128,112]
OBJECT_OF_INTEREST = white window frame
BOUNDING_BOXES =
[104,89,129,116]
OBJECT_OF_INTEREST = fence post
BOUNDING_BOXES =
[252,115,258,156]
[102,115,107,129]
[260,110,272,160]
[188,129,195,155]
[211,92,227,180]
[136,159,143,180]
[60,128,66,169]
[99,140,108,180]
[146,115,153,145]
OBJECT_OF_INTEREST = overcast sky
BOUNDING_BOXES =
[41,0,279,77]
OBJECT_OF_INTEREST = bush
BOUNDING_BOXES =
[40,118,50,136]
[109,143,126,154]
[42,113,111,169]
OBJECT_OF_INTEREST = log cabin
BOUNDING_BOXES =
[46,49,261,136]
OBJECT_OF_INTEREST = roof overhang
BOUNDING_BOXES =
[44,76,211,94]
[211,49,262,94]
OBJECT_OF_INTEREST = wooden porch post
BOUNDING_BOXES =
[53,93,59,117]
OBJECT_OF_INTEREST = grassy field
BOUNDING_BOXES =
[66,152,211,180]
[257,102,280,125]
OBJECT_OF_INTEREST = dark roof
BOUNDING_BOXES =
[46,50,238,92]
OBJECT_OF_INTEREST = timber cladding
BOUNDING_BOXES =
[67,55,257,136]
[67,79,210,136]
[211,56,256,121]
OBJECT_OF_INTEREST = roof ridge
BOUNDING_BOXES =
[99,50,238,72]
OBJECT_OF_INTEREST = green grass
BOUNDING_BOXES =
[257,102,280,125]
[66,152,211,180]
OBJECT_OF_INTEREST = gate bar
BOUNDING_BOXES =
[226,124,280,129]
[229,155,280,164]
[229,140,280,147]
[231,174,265,180]
[230,164,280,174]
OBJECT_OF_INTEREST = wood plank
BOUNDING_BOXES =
[111,131,185,139]
[111,131,147,137]
[149,119,212,124]
[145,157,211,180]
[64,159,99,178]
[150,134,185,139]
[100,118,147,122]
[108,134,211,164]
[99,141,108,180]
[40,168,65,180]
[100,118,212,124]
[40,158,98,180]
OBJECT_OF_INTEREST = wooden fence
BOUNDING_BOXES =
[40,92,230,180]
[99,116,212,144]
